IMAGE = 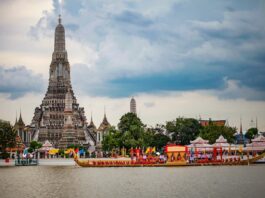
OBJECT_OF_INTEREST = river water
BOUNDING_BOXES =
[1,164,265,198]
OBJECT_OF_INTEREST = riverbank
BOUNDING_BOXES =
[0,157,131,166]
[0,159,76,166]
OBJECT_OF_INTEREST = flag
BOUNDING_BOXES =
[213,147,217,160]
[220,147,223,160]
[49,149,59,155]
[79,149,85,155]
[75,148,79,154]
[145,147,150,154]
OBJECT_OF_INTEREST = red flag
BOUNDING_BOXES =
[213,147,217,160]
[220,147,223,161]
[75,148,79,154]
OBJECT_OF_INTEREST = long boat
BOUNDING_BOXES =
[69,149,265,168]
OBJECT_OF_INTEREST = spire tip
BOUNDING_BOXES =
[58,14,61,24]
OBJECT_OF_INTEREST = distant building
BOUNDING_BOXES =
[130,97,136,114]
[96,112,111,153]
[14,112,31,147]
[199,119,226,127]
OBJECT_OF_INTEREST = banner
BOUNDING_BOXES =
[49,149,59,155]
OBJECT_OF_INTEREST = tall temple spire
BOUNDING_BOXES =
[240,117,242,135]
[54,15,66,53]
[31,16,91,149]
[90,111,93,122]
[90,111,94,125]
[50,14,69,81]
[17,109,25,126]
[15,110,17,124]
[101,106,109,125]
[104,106,106,119]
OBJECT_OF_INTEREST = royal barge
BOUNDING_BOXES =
[69,145,265,167]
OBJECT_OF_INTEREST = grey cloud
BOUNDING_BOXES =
[0,66,45,99]
[212,79,265,101]
[114,10,153,27]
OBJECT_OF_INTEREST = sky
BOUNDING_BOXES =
[0,0,265,131]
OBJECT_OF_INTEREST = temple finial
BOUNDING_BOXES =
[240,116,242,134]
[15,110,17,124]
[91,111,93,122]
[58,14,61,24]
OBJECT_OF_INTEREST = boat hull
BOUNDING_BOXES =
[73,152,265,167]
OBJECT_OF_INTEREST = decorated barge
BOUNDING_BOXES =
[69,144,265,167]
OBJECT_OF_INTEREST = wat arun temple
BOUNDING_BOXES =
[29,16,110,149]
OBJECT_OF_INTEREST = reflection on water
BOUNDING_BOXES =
[0,165,265,198]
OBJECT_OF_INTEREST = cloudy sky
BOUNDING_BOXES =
[0,0,265,131]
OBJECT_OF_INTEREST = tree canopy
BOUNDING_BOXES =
[102,127,122,151]
[0,120,16,156]
[199,124,236,144]
[102,113,170,151]
[28,141,42,153]
[166,118,201,145]
[245,128,258,141]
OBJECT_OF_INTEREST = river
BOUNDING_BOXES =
[0,164,265,198]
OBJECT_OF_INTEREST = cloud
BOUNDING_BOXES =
[114,10,153,27]
[0,66,45,99]
[212,79,265,101]
[1,0,265,101]
[2,89,265,131]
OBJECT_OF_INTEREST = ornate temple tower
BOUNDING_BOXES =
[130,97,136,114]
[14,111,31,147]
[96,111,111,153]
[30,16,91,148]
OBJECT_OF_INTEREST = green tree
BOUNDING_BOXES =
[0,120,16,158]
[103,113,147,151]
[245,128,258,141]
[144,127,170,150]
[118,113,145,148]
[199,125,236,144]
[152,133,170,150]
[166,118,201,145]
[102,127,122,151]
[118,113,144,137]
[29,141,42,151]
